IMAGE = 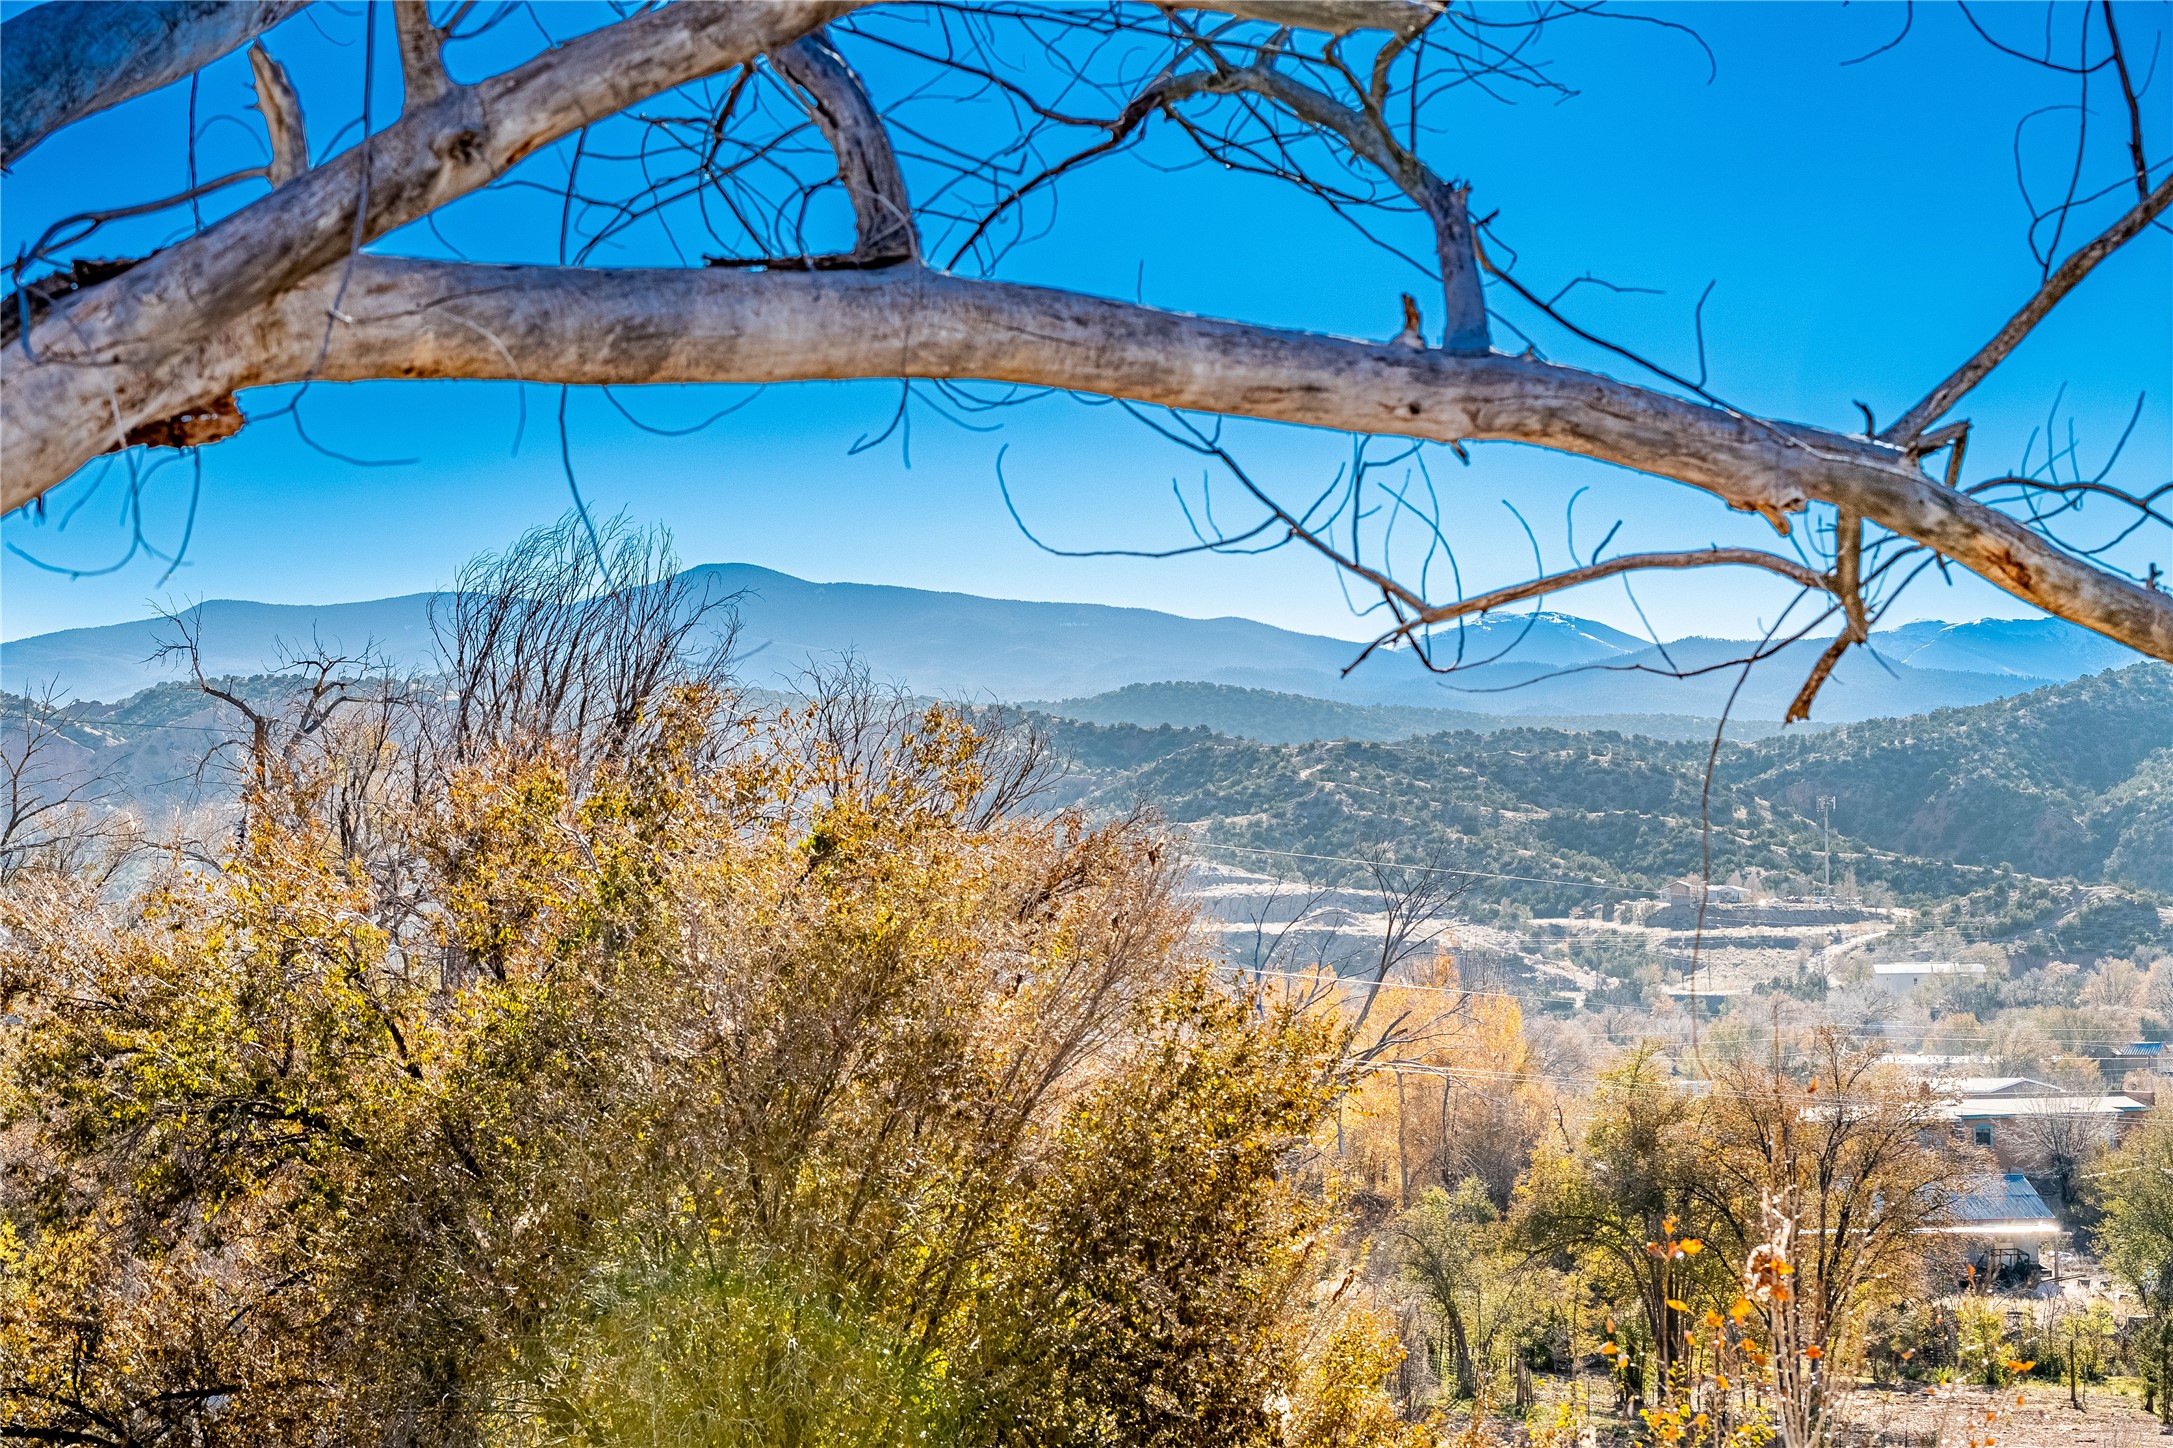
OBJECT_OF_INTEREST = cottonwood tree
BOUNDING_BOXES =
[2099,1108,2173,1422]
[2,0,2168,715]
[1695,1035,1959,1446]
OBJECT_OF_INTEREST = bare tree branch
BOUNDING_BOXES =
[1782,507,1871,722]
[1,0,2162,690]
[943,68,1229,268]
[0,683,125,883]
[9,255,2170,661]
[0,0,306,167]
[248,42,309,188]
[1397,547,1833,629]
[1882,172,2173,445]
[2100,0,2153,203]
[1166,1,1437,38]
[393,0,453,113]
[1188,55,1488,352]
[3,0,855,383]
[772,31,917,264]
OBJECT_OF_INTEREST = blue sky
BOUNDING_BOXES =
[2,1,2166,647]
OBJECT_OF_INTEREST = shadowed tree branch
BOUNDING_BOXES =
[770,31,918,265]
[0,0,306,167]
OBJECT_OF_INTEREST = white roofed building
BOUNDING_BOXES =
[1868,960,1988,997]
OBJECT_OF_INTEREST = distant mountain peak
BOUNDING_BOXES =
[2,566,2143,722]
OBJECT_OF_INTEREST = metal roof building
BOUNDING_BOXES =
[1933,1172,2063,1271]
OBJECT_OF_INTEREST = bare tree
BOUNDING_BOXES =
[1221,868,1341,982]
[2,0,2167,712]
[1699,1033,1963,1446]
[1345,849,1469,1048]
[2009,1096,2118,1215]
[153,610,390,795]
[0,682,131,882]
[427,512,737,777]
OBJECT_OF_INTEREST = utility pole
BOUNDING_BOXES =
[1818,795,1835,899]
[1395,1068,1409,1208]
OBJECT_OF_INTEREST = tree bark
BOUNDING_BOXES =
[3,0,853,389]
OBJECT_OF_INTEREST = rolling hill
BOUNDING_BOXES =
[9,656,2166,958]
[1035,664,2173,930]
[1039,682,1806,743]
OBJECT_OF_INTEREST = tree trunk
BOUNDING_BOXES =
[1441,1300,1476,1401]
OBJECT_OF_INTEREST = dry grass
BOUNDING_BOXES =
[1835,1381,2163,1448]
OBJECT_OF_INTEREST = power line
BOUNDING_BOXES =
[1188,839,1650,894]
[1189,842,2121,951]
[1229,964,1526,1006]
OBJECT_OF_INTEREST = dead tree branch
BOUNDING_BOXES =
[1185,54,1488,352]
[0,0,2163,688]
[248,42,309,188]
[0,0,307,167]
[393,0,453,113]
[1172,2,1437,38]
[3,0,855,393]
[9,256,2170,662]
[771,31,917,265]
[1399,547,1832,630]
[0,684,123,883]
[1784,510,1867,724]
[1882,171,2173,445]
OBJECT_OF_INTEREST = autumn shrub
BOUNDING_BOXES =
[1955,1299,2014,1388]
[0,520,1396,1448]
[1283,1303,1436,1448]
[498,1251,952,1448]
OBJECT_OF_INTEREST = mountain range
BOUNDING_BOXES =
[2,563,2150,722]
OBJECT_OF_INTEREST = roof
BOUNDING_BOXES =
[1939,1173,2061,1234]
[1872,961,1987,977]
[1951,1077,2065,1097]
[1943,1094,2148,1120]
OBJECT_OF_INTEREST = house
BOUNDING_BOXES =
[1882,1053,1994,1072]
[1950,1076,2066,1098]
[1940,1091,2149,1168]
[2098,1041,2173,1084]
[1666,877,1746,909]
[1930,1172,2063,1277]
[1868,960,1987,997]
